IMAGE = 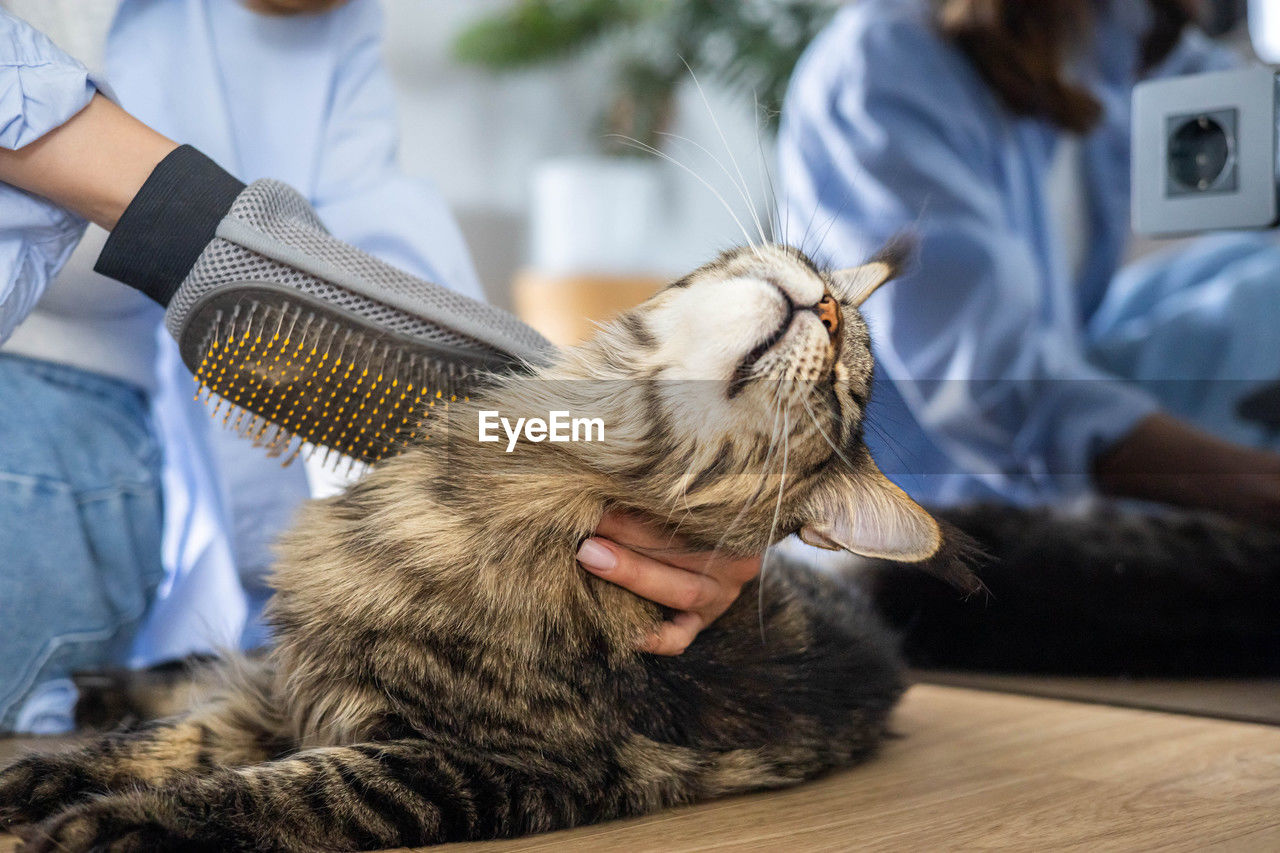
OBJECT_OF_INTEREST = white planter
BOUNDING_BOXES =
[529,156,665,277]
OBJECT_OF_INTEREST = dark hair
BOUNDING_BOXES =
[936,0,1201,133]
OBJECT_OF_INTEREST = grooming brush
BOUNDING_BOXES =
[168,178,553,465]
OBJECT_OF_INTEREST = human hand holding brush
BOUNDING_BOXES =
[0,94,766,650]
[0,93,551,465]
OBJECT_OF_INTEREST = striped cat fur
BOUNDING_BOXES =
[0,243,972,852]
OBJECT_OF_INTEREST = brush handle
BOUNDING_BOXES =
[97,164,555,465]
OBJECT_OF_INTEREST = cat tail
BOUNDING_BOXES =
[10,734,669,851]
[861,502,1280,676]
[0,654,290,831]
[72,651,248,730]
[10,732,847,852]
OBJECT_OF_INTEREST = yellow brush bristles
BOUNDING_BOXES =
[191,300,466,466]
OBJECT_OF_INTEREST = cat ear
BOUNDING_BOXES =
[829,262,897,307]
[798,453,941,561]
[829,237,913,306]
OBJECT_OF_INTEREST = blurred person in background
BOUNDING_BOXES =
[778,0,1280,525]
[0,0,763,734]
[0,0,483,733]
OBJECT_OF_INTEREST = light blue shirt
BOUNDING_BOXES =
[0,12,95,342]
[0,1,482,664]
[778,0,1238,505]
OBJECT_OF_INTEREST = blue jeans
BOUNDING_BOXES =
[0,355,164,732]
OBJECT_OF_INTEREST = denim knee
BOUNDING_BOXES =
[0,355,165,731]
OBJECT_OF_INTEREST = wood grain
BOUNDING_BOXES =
[439,684,1280,852]
[915,670,1280,727]
[3,685,1277,852]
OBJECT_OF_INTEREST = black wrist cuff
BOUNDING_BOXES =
[94,144,246,307]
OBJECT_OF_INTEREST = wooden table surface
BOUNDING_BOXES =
[4,684,1279,852]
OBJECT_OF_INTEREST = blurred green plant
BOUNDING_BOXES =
[453,0,838,156]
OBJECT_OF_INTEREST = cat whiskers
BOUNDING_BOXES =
[668,378,784,523]
[799,387,854,470]
[752,90,780,245]
[681,61,768,247]
[760,404,792,644]
[658,129,765,245]
[797,378,920,503]
[804,193,855,268]
[609,135,760,252]
[694,377,789,571]
[794,199,825,266]
[694,379,792,648]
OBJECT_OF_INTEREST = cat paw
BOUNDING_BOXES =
[0,753,100,827]
[16,795,196,853]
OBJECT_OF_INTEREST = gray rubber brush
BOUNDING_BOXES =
[173,180,553,464]
[96,147,555,466]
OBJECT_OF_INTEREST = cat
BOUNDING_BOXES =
[69,656,222,732]
[860,501,1280,676]
[0,242,974,852]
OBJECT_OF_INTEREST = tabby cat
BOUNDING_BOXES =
[0,243,970,852]
[864,501,1280,676]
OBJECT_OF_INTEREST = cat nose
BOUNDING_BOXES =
[814,294,841,339]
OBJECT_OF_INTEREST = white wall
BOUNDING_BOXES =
[380,0,777,305]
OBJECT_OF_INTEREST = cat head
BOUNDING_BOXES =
[476,242,941,563]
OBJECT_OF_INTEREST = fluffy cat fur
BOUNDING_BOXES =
[0,243,970,852]
[861,501,1280,676]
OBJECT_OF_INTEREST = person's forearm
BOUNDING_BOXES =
[0,94,177,230]
[1094,411,1280,526]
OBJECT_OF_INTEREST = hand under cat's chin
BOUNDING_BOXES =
[0,242,940,851]
[580,511,765,655]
